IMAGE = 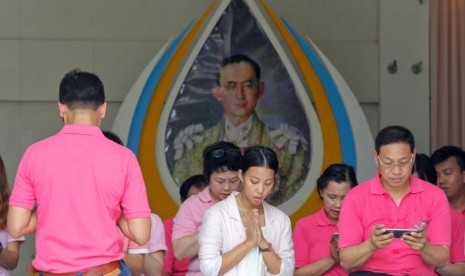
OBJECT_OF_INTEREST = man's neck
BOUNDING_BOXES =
[225,114,252,127]
[449,193,465,212]
[64,110,101,127]
[382,181,410,205]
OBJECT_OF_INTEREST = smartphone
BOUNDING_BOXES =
[332,232,339,238]
[384,228,418,238]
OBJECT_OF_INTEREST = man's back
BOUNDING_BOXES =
[10,125,150,273]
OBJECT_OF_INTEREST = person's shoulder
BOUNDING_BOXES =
[150,213,163,226]
[295,211,319,227]
[172,123,221,161]
[267,122,309,154]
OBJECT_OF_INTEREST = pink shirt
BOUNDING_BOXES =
[450,208,465,263]
[173,187,215,275]
[339,174,451,276]
[10,125,151,273]
[163,218,189,276]
[126,214,167,254]
[293,208,347,275]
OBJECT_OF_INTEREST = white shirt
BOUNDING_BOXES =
[199,192,294,276]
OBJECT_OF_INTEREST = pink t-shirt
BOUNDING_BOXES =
[126,214,167,254]
[293,208,348,275]
[173,187,214,275]
[339,174,451,276]
[449,208,465,263]
[163,217,190,276]
[10,125,151,273]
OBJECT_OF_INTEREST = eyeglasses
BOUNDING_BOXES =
[210,148,241,158]
[377,154,414,170]
[222,80,258,95]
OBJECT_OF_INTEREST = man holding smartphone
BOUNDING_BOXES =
[338,125,450,275]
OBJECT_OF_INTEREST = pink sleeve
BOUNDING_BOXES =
[172,200,198,241]
[9,149,36,210]
[148,214,167,253]
[338,191,364,248]
[427,192,451,246]
[450,209,465,263]
[120,153,151,219]
[163,219,174,274]
[293,219,310,268]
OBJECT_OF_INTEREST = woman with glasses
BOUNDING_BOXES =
[198,146,294,275]
[293,163,358,276]
[172,141,242,275]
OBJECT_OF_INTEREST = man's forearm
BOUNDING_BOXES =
[7,206,36,238]
[119,217,151,245]
[436,262,465,276]
[340,240,376,270]
[420,244,449,268]
[173,234,199,260]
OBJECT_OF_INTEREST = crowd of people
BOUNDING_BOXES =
[0,67,464,276]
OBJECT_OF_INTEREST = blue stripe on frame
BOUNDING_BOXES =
[127,22,194,155]
[282,19,357,168]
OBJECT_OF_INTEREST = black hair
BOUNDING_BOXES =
[241,145,279,174]
[317,163,358,198]
[375,125,415,154]
[217,54,261,84]
[59,69,105,110]
[103,130,123,146]
[431,146,465,171]
[179,174,208,202]
[414,153,437,183]
[203,141,241,182]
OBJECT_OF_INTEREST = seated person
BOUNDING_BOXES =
[163,174,208,276]
[293,163,358,275]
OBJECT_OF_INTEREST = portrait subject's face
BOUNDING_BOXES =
[214,62,264,124]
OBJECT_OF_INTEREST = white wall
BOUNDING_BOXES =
[0,0,428,274]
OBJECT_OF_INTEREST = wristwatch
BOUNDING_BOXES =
[259,242,272,253]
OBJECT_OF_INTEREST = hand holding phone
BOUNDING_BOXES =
[384,228,418,238]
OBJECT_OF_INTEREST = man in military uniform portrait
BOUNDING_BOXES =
[172,54,309,205]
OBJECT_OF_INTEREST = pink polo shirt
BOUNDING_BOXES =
[10,125,151,273]
[293,208,347,275]
[450,208,465,263]
[163,217,189,276]
[339,174,451,276]
[173,186,215,275]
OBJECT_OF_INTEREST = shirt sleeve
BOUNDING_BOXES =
[293,219,309,268]
[172,199,199,241]
[267,214,294,276]
[338,190,364,248]
[199,207,223,276]
[120,152,151,219]
[9,148,36,210]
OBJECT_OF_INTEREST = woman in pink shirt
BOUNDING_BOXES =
[293,163,358,276]
[199,146,294,275]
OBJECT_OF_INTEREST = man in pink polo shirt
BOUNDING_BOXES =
[7,70,151,275]
[431,146,465,275]
[172,141,242,275]
[339,125,451,276]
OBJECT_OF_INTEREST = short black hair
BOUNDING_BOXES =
[317,163,358,198]
[179,174,208,202]
[103,130,123,146]
[414,153,437,183]
[375,125,415,154]
[241,145,279,174]
[59,69,105,110]
[217,54,261,84]
[431,146,465,171]
[203,141,241,182]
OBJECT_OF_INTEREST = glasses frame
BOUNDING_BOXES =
[210,148,241,158]
[221,80,258,95]
[377,153,414,170]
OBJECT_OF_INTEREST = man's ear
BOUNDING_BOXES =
[99,102,107,119]
[372,149,379,168]
[58,102,67,118]
[212,86,223,102]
